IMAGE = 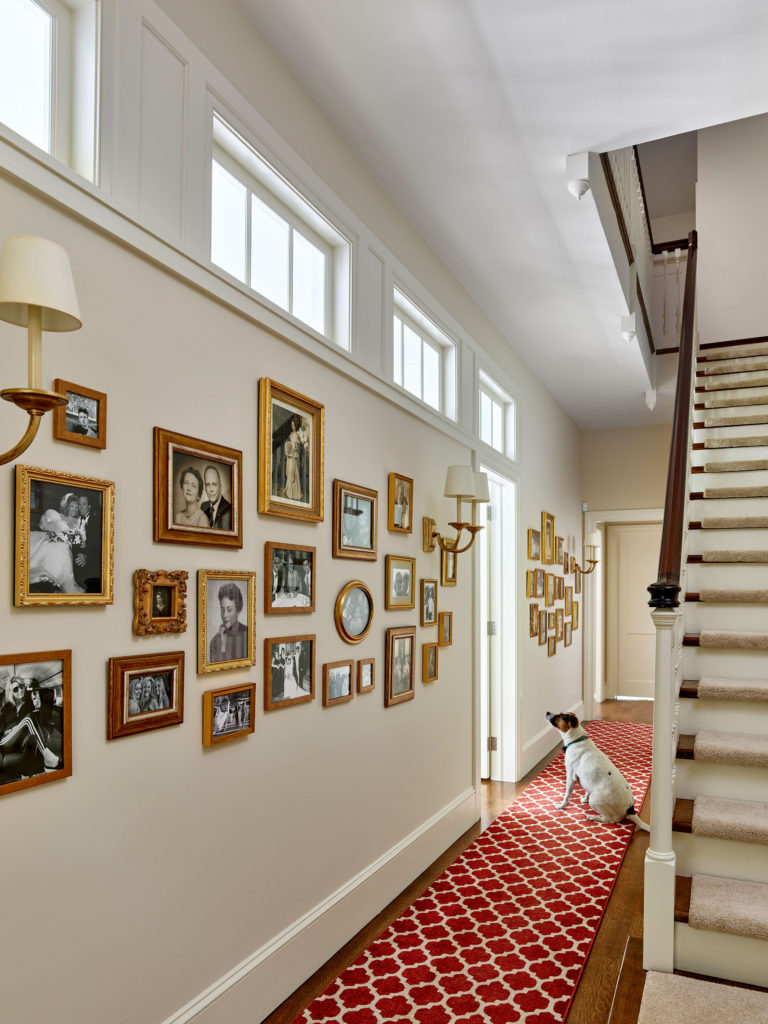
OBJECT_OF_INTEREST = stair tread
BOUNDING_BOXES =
[694,437,768,449]
[693,458,768,472]
[638,970,768,1024]
[684,589,768,603]
[688,551,768,563]
[691,795,768,845]
[691,516,768,527]
[683,631,768,649]
[677,729,768,767]
[690,486,768,498]
[684,677,768,702]
[690,873,768,941]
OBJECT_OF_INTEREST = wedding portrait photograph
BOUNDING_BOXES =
[258,378,324,522]
[197,570,256,674]
[0,650,72,798]
[385,555,415,610]
[202,683,255,746]
[323,660,354,707]
[332,479,377,559]
[107,651,184,740]
[52,379,107,450]
[14,465,114,606]
[385,627,415,707]
[264,635,315,711]
[264,543,315,613]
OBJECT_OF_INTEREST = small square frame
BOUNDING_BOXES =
[385,555,416,610]
[203,683,256,746]
[52,379,107,450]
[107,651,184,740]
[357,658,375,694]
[133,569,188,635]
[323,660,354,707]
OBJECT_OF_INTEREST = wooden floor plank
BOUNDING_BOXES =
[606,937,646,1024]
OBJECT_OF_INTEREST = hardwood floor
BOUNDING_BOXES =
[262,700,653,1024]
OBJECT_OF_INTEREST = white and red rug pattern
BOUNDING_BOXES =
[295,721,652,1024]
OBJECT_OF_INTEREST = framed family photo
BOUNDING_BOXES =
[154,428,242,548]
[0,650,72,798]
[264,635,315,711]
[357,658,375,694]
[335,581,374,644]
[529,603,539,638]
[133,569,188,635]
[438,610,453,647]
[541,511,555,565]
[388,472,413,533]
[385,626,415,707]
[197,570,256,674]
[527,528,540,560]
[14,464,114,606]
[107,651,184,740]
[202,683,255,746]
[538,611,547,646]
[333,479,377,560]
[420,579,437,626]
[264,543,315,614]
[258,378,324,522]
[564,622,573,647]
[385,555,415,610]
[548,636,556,657]
[52,379,106,450]
[440,546,457,587]
[526,571,535,598]
[422,642,438,683]
[323,660,354,707]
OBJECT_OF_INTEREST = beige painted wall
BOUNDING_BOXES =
[581,423,671,511]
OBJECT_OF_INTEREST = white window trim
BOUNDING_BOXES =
[478,367,516,459]
[393,285,457,421]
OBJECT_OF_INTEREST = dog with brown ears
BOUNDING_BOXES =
[545,711,650,831]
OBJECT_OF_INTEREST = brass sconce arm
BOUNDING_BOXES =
[0,388,67,466]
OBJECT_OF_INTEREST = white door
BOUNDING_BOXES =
[605,523,662,699]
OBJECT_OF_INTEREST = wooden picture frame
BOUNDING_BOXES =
[438,610,453,647]
[0,650,72,798]
[525,571,535,598]
[535,569,545,598]
[198,570,257,674]
[153,427,242,548]
[565,587,573,616]
[385,554,416,610]
[529,603,539,638]
[548,612,556,630]
[388,472,413,533]
[202,683,255,746]
[422,642,438,683]
[527,528,540,560]
[573,601,580,630]
[556,608,564,641]
[107,651,184,740]
[538,611,547,646]
[357,658,375,693]
[333,479,377,559]
[323,660,354,707]
[556,576,564,601]
[541,511,555,565]
[575,568,582,594]
[133,569,188,635]
[545,573,555,607]
[264,635,315,711]
[385,626,415,707]
[563,549,570,572]
[258,378,324,522]
[564,622,573,647]
[440,547,457,587]
[555,536,564,564]
[334,580,374,644]
[548,636,556,657]
[421,579,437,627]
[52,379,107,450]
[264,542,315,614]
[14,464,114,606]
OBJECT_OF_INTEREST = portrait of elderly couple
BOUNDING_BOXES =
[26,482,102,595]
[173,457,233,531]
[0,656,68,792]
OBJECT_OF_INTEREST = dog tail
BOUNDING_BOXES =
[626,806,650,832]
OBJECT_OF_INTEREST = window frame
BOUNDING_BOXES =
[392,287,457,421]
[478,368,516,459]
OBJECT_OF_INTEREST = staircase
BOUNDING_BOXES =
[649,338,768,988]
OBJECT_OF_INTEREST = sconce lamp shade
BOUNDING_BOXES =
[443,465,477,500]
[0,235,81,331]
[471,471,491,503]
[585,531,601,549]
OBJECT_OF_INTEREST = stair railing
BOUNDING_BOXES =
[644,229,698,973]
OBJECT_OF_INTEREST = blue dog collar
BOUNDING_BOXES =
[563,735,589,750]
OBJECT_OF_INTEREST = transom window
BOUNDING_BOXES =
[479,369,515,457]
[211,113,350,345]
[393,288,456,419]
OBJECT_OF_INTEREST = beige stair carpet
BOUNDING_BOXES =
[698,676,768,701]
[704,413,768,426]
[703,395,768,409]
[701,550,768,562]
[689,873,768,941]
[704,375,768,390]
[700,340,768,361]
[704,436,768,448]
[702,486,768,497]
[700,357,768,375]
[693,729,768,767]
[700,516,768,528]
[698,589,768,603]
[637,970,768,1024]
[692,795,768,845]
[702,458,768,472]
[700,630,768,649]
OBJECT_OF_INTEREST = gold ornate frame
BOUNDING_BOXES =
[197,569,256,674]
[133,569,188,635]
[258,378,324,522]
[334,580,374,644]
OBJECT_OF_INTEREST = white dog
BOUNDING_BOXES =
[546,712,649,831]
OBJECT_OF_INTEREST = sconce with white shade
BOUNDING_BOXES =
[423,467,491,556]
[0,235,82,466]
[576,531,601,575]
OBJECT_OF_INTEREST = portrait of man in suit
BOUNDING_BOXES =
[201,465,232,530]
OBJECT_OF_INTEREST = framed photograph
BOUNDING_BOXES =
[529,603,539,638]
[264,542,315,614]
[438,610,453,647]
[388,472,413,533]
[525,571,535,598]
[198,570,256,674]
[14,464,114,606]
[575,568,582,594]
[335,580,374,644]
[563,549,570,572]
[570,555,577,574]
[527,528,540,560]
[52,379,106,450]
[357,658,375,694]
[556,608,564,641]
[545,573,555,607]
[422,642,438,683]
[555,536,564,564]
[548,636,556,657]
[333,479,377,560]
[0,650,71,797]
[565,587,573,616]
[441,547,457,587]
[541,511,555,565]
[573,601,580,630]
[564,622,573,647]
[538,611,547,646]
[107,651,184,740]
[153,427,242,548]
[535,569,545,598]
[258,378,324,522]
[421,579,437,626]
[264,635,315,711]
[385,626,415,707]
[548,612,556,630]
[556,577,564,601]
[203,683,255,746]
[133,569,188,635]
[385,554,416,610]
[323,660,354,707]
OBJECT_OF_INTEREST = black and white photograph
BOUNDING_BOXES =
[270,401,313,508]
[126,672,173,718]
[107,651,184,740]
[197,570,256,674]
[438,611,453,647]
[422,642,438,683]
[388,472,413,533]
[0,650,72,798]
[203,683,255,746]
[52,379,107,450]
[264,635,315,711]
[259,379,325,522]
[357,658,375,694]
[264,543,315,613]
[15,465,114,606]
[420,579,437,627]
[153,586,173,618]
[332,480,377,559]
[527,528,540,560]
[133,569,188,635]
[171,455,234,532]
[323,660,354,706]
[440,546,457,587]
[385,555,416,610]
[386,627,415,706]
[335,581,373,643]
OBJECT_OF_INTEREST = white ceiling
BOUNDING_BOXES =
[235,0,768,430]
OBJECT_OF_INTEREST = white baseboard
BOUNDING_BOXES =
[519,700,583,779]
[161,787,477,1024]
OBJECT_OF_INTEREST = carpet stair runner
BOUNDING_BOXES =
[635,968,768,1023]
[669,338,768,987]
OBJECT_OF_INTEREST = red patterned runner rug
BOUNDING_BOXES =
[295,720,652,1024]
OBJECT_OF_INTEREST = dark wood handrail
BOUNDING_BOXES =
[648,228,698,609]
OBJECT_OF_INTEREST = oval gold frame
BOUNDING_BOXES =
[334,580,374,645]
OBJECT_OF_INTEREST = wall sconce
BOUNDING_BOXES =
[566,152,591,200]
[620,313,637,343]
[0,235,82,466]
[576,531,601,575]
[423,467,490,555]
